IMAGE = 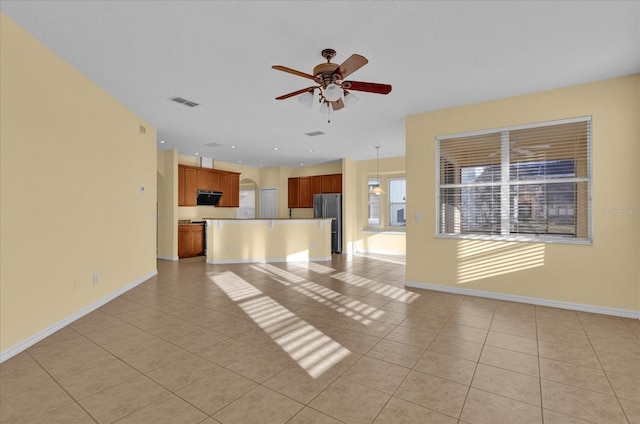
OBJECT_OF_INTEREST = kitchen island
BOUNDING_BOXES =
[203,218,333,264]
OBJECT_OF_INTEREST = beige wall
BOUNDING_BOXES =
[406,74,640,313]
[0,14,158,354]
[206,219,331,263]
[157,150,178,259]
[353,156,407,255]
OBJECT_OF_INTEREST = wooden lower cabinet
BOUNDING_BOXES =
[178,224,204,258]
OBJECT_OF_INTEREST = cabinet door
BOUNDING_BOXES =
[334,174,342,193]
[191,225,204,255]
[322,174,342,193]
[321,174,335,193]
[178,166,186,206]
[288,177,299,208]
[229,173,240,207]
[299,176,312,207]
[197,169,211,191]
[311,175,322,197]
[218,172,230,207]
[178,225,192,258]
[210,170,221,192]
[184,168,198,206]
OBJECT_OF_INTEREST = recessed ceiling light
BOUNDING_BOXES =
[307,149,313,152]
[160,140,165,144]
[231,145,236,149]
[238,160,242,163]
[273,147,279,151]
[195,152,199,156]
[300,163,304,166]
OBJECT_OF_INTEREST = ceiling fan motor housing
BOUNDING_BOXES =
[313,63,341,86]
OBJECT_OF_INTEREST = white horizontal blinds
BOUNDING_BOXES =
[437,118,591,241]
[368,178,381,226]
[439,133,502,234]
[508,120,591,238]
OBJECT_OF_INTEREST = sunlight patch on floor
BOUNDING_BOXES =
[211,271,350,378]
[253,264,388,325]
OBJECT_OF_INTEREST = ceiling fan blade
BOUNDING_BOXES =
[334,54,368,79]
[342,80,392,95]
[515,148,535,156]
[330,98,345,111]
[272,65,316,81]
[275,86,317,100]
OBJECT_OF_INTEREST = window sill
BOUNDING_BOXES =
[436,233,592,245]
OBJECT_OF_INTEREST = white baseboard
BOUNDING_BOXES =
[356,249,407,257]
[207,256,332,265]
[0,269,158,363]
[405,281,640,320]
[157,255,179,261]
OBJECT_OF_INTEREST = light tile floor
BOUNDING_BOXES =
[1,254,639,424]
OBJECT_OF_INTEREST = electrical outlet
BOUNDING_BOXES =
[93,274,99,285]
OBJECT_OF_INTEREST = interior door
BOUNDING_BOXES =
[260,188,277,218]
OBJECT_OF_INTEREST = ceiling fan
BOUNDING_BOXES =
[272,49,392,116]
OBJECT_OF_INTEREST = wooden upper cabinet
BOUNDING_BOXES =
[178,164,240,207]
[179,164,197,206]
[218,173,230,207]
[311,175,322,197]
[217,171,240,207]
[210,170,221,192]
[228,173,240,207]
[178,165,186,206]
[299,176,312,208]
[288,177,300,208]
[184,167,198,206]
[321,174,342,193]
[197,169,211,190]
[288,173,342,208]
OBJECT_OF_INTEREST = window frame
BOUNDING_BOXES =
[388,177,407,227]
[367,177,382,227]
[435,116,592,244]
[365,175,407,232]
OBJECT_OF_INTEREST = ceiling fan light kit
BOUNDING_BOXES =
[273,48,392,122]
[323,83,342,102]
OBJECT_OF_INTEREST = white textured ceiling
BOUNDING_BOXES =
[2,1,639,167]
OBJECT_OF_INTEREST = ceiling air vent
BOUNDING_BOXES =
[168,96,199,108]
[204,142,223,148]
[305,131,325,137]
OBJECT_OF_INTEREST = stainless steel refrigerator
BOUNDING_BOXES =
[313,193,342,254]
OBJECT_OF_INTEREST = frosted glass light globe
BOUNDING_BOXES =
[323,83,342,102]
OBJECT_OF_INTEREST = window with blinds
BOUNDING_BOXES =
[437,117,592,243]
[368,178,382,227]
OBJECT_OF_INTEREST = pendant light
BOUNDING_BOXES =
[371,146,384,195]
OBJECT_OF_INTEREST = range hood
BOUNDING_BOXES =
[196,190,223,206]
